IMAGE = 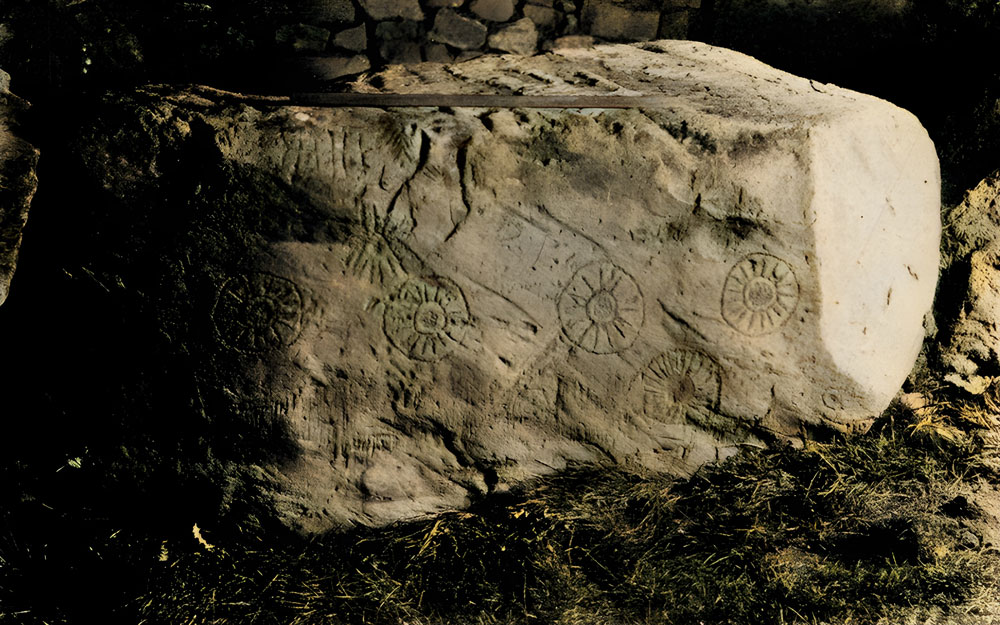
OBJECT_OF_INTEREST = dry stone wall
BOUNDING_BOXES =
[276,0,703,81]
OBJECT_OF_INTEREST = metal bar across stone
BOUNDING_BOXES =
[289,93,675,109]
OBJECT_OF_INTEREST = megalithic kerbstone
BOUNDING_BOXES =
[75,40,940,532]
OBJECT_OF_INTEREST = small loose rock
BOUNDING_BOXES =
[962,530,982,550]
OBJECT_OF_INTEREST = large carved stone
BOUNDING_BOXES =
[72,41,939,531]
[0,73,38,307]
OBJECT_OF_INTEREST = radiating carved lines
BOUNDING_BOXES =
[384,277,470,361]
[721,253,798,336]
[642,349,721,426]
[213,272,304,352]
[558,261,643,354]
[346,206,406,288]
[347,233,405,287]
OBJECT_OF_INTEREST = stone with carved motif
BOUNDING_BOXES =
[70,40,939,532]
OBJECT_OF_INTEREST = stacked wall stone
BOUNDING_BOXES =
[275,0,703,82]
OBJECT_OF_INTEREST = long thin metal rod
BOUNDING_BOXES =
[289,92,670,109]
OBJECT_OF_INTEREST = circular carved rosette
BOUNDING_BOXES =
[722,253,799,336]
[558,261,643,354]
[642,349,721,425]
[214,272,304,353]
[822,390,844,411]
[384,277,470,362]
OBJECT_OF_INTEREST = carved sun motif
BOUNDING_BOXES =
[346,233,405,288]
[558,261,643,354]
[346,206,406,288]
[384,277,470,362]
[721,253,799,336]
[642,349,721,425]
[213,272,304,353]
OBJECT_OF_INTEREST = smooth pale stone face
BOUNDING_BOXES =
[809,111,940,408]
[81,40,940,531]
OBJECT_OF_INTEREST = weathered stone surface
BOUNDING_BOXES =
[303,0,356,23]
[583,0,660,40]
[382,41,423,65]
[659,9,692,39]
[939,171,1000,393]
[426,0,465,6]
[942,170,1000,265]
[563,13,580,34]
[941,241,1000,394]
[299,54,371,80]
[455,49,485,62]
[359,0,424,21]
[0,78,38,306]
[470,0,515,22]
[75,41,938,531]
[429,9,488,50]
[376,21,425,64]
[424,43,455,63]
[545,34,596,50]
[332,24,367,52]
[0,23,11,51]
[524,4,560,28]
[488,18,538,55]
